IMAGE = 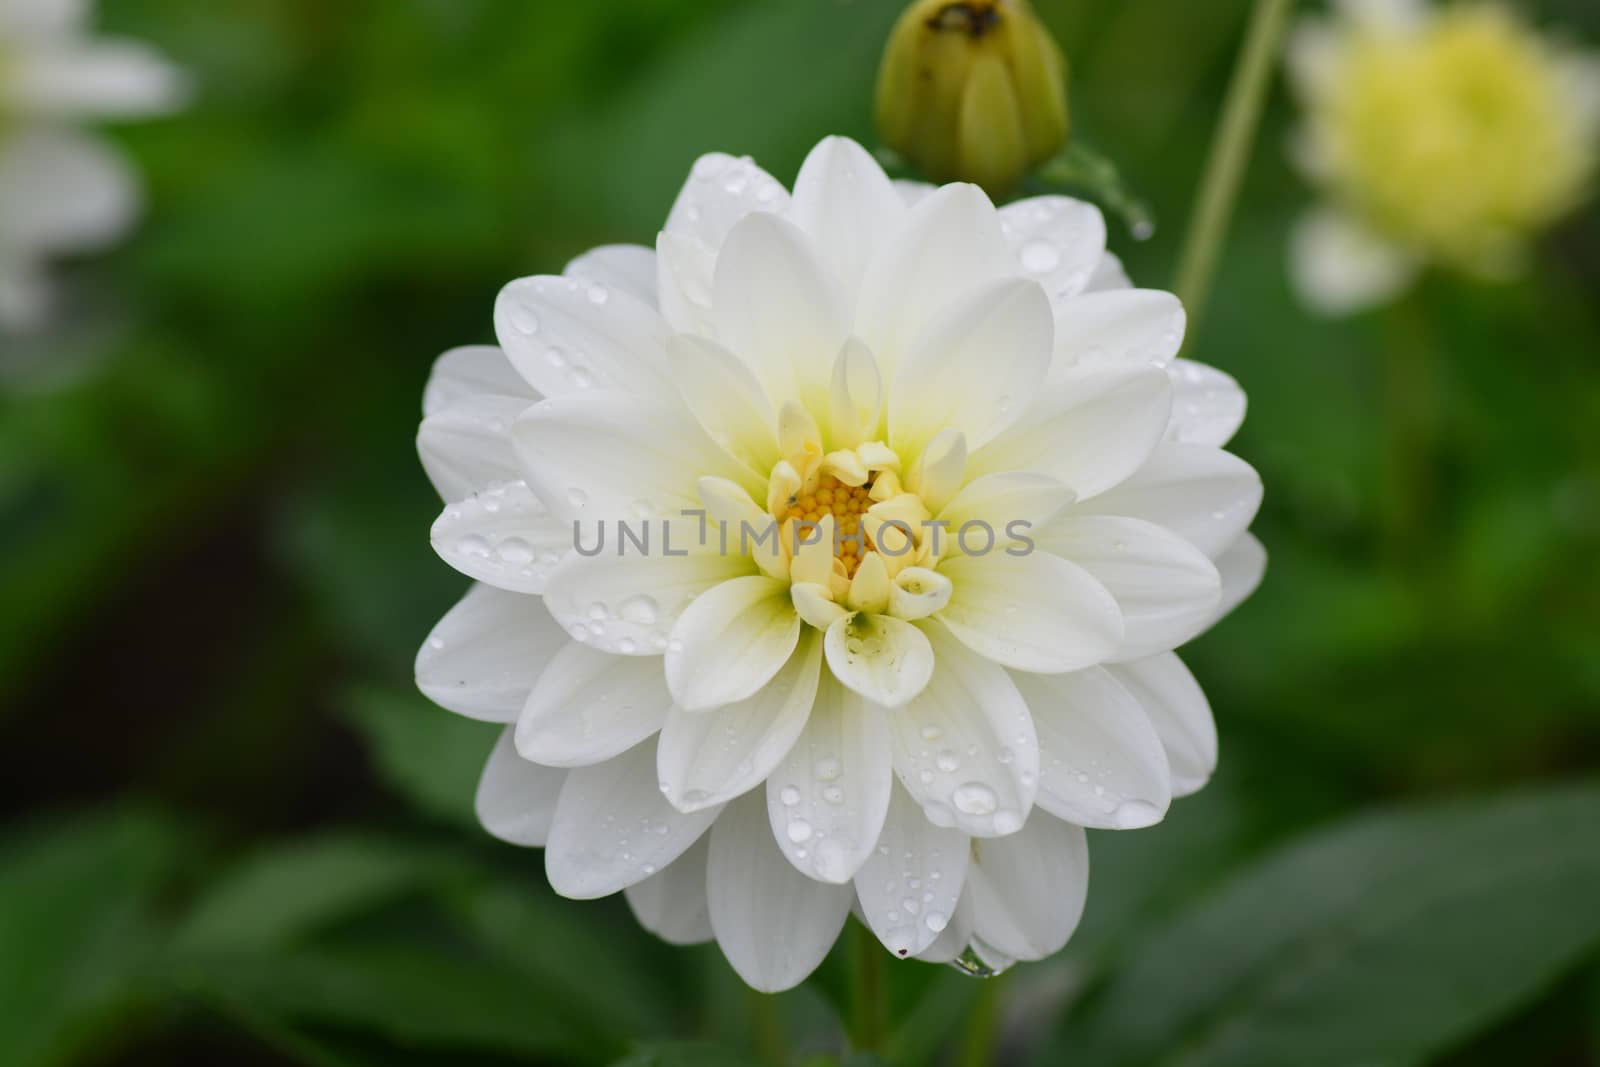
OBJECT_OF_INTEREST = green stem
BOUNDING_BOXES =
[1380,286,1440,566]
[851,922,888,1055]
[956,973,1006,1067]
[1173,0,1294,333]
[748,986,786,1067]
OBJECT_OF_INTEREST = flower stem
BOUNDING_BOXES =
[851,921,888,1054]
[748,987,786,1067]
[1173,0,1294,333]
[1380,286,1440,565]
[956,972,1006,1067]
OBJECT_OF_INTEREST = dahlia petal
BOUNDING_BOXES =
[1215,532,1267,622]
[9,41,189,119]
[1071,443,1262,559]
[906,429,968,515]
[657,631,822,811]
[767,673,893,884]
[422,345,534,418]
[1009,667,1173,829]
[0,0,87,38]
[665,576,801,711]
[418,394,535,503]
[0,128,136,254]
[854,784,970,958]
[476,727,565,846]
[516,645,673,768]
[789,135,906,293]
[665,153,790,251]
[541,547,749,657]
[966,814,1089,959]
[1106,653,1217,797]
[823,613,935,709]
[707,793,852,993]
[999,196,1108,305]
[1083,251,1133,293]
[563,244,658,306]
[1168,358,1247,447]
[1052,289,1188,371]
[545,739,721,900]
[889,277,1053,457]
[513,390,759,524]
[936,552,1124,674]
[1036,515,1221,660]
[890,625,1040,837]
[916,894,977,963]
[624,835,713,946]
[936,471,1075,545]
[968,363,1172,502]
[712,212,849,411]
[670,336,781,474]
[1289,207,1418,317]
[857,183,1015,378]
[494,276,674,398]
[828,338,884,449]
[416,585,568,722]
[655,229,716,336]
[430,481,568,595]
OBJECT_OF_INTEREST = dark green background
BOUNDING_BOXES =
[2,1,1598,1064]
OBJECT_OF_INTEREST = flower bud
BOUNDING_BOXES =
[876,0,1070,195]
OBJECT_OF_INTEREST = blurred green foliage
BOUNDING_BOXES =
[2,0,1599,1064]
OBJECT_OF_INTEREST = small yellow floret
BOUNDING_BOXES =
[1318,6,1597,270]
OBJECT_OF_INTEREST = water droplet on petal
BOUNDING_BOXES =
[1021,240,1062,274]
[786,819,814,844]
[952,782,998,816]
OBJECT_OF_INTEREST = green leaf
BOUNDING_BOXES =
[0,809,187,1066]
[1050,783,1600,1067]
[174,832,472,954]
[187,941,600,1062]
[342,685,497,829]
[611,1041,767,1067]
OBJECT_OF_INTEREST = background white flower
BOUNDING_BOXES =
[1286,0,1600,315]
[0,0,187,328]
[417,135,1264,992]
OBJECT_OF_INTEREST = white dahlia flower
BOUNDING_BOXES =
[0,0,186,327]
[1286,0,1600,315]
[417,136,1264,991]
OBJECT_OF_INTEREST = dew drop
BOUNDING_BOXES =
[814,758,842,781]
[1020,240,1062,274]
[786,819,814,844]
[508,304,539,335]
[925,912,950,933]
[567,488,588,510]
[780,786,801,806]
[952,782,998,816]
[586,284,609,305]
[618,595,659,625]
[935,749,960,773]
[496,537,533,565]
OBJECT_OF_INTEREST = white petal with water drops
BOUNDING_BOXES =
[416,585,569,722]
[766,673,892,884]
[1071,443,1262,559]
[823,612,935,708]
[1035,515,1221,660]
[889,625,1039,837]
[657,631,823,812]
[516,645,673,768]
[707,793,853,993]
[999,195,1108,305]
[624,835,714,946]
[936,551,1124,674]
[476,727,566,847]
[430,481,569,595]
[665,576,801,712]
[545,739,721,900]
[854,784,970,958]
[1010,667,1172,829]
[1106,653,1217,797]
[966,815,1089,960]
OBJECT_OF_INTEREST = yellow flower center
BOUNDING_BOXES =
[785,474,875,576]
